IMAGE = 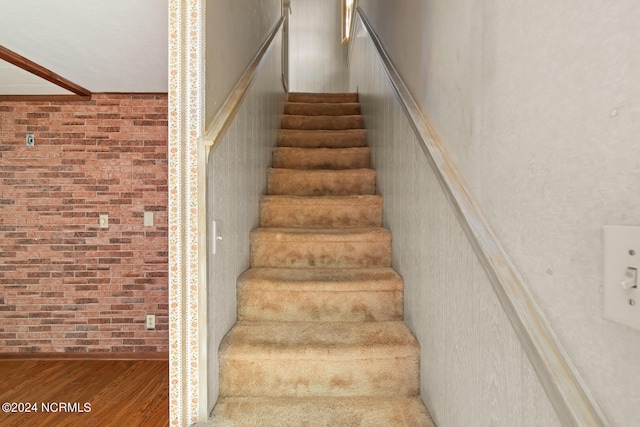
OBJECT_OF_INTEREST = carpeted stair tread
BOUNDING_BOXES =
[284,102,361,116]
[282,114,365,130]
[259,195,382,228]
[288,92,359,103]
[267,168,376,196]
[238,267,403,291]
[250,227,392,269]
[237,268,403,322]
[219,321,419,397]
[250,227,391,242]
[207,396,435,427]
[221,320,417,356]
[273,147,371,170]
[278,129,368,148]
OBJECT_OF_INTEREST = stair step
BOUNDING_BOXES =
[210,90,434,425]
[219,321,419,397]
[273,147,371,170]
[284,102,361,116]
[237,268,403,322]
[279,129,367,148]
[208,396,435,427]
[288,92,359,103]
[259,195,382,228]
[250,228,392,268]
[281,115,365,130]
[267,168,376,196]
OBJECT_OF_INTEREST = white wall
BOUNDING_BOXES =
[289,0,347,92]
[0,0,168,93]
[349,17,561,427]
[205,0,281,126]
[206,31,284,412]
[204,0,284,413]
[357,1,640,425]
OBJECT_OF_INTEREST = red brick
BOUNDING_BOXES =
[0,94,168,354]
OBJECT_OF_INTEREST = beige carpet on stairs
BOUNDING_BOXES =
[207,92,435,427]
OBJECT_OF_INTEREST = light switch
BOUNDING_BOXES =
[144,212,154,226]
[603,226,640,330]
[621,267,637,290]
[99,214,109,228]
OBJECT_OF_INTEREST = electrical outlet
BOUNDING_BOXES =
[25,134,35,147]
[99,214,109,228]
[146,314,156,330]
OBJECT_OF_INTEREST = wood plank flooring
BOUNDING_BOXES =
[0,360,168,427]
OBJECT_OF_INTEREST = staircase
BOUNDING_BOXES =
[210,93,434,426]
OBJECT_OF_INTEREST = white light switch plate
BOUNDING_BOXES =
[603,225,640,330]
[99,214,109,228]
[144,211,154,226]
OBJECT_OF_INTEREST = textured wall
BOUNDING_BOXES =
[205,0,282,126]
[357,1,640,425]
[206,31,285,412]
[288,0,348,92]
[0,1,168,93]
[349,18,561,427]
[0,94,168,353]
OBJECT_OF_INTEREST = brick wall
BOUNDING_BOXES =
[0,94,168,353]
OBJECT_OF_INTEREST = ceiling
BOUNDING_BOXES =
[0,0,168,95]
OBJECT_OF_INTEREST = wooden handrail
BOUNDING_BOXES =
[355,7,610,426]
[0,44,92,97]
[200,15,286,156]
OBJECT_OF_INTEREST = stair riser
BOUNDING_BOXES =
[250,239,392,268]
[284,102,361,116]
[219,356,419,397]
[278,130,367,148]
[260,202,382,228]
[211,396,434,427]
[289,93,359,103]
[273,148,371,170]
[238,289,403,322]
[267,170,376,196]
[282,115,365,131]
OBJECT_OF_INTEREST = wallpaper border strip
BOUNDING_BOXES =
[168,0,205,425]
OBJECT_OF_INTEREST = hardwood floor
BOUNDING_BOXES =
[0,360,168,427]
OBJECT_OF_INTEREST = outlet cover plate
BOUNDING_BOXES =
[603,225,640,330]
[146,314,156,330]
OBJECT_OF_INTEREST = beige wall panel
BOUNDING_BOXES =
[289,0,347,92]
[348,19,561,426]
[356,1,640,424]
[206,0,281,126]
[206,31,284,412]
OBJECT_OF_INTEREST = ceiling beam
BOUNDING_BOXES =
[0,94,91,102]
[0,44,92,97]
